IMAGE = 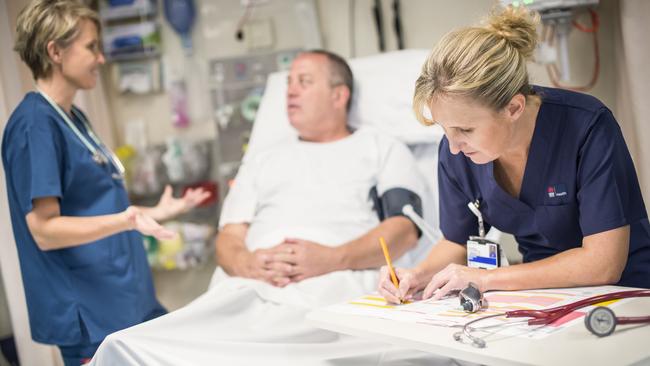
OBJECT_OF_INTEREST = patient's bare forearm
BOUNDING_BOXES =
[339,216,419,270]
[215,225,250,277]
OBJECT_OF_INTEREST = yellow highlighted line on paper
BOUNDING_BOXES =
[361,296,412,305]
[348,301,396,309]
[362,296,388,302]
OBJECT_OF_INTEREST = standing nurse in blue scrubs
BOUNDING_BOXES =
[2,1,209,364]
[379,6,650,304]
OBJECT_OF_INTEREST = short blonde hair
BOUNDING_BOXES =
[14,0,100,80]
[413,6,540,125]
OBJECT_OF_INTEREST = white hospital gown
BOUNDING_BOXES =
[90,128,454,365]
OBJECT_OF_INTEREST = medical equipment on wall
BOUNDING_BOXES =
[501,0,600,91]
[37,89,126,181]
[454,288,650,348]
[392,0,404,50]
[162,138,185,183]
[112,60,163,94]
[169,79,191,128]
[373,0,385,51]
[131,148,164,195]
[163,0,196,54]
[101,0,157,20]
[208,50,300,183]
[162,138,211,184]
[102,21,161,60]
[144,221,216,270]
[163,0,213,130]
[370,0,404,53]
[234,0,255,42]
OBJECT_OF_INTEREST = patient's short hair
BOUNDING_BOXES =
[14,0,100,80]
[304,49,354,111]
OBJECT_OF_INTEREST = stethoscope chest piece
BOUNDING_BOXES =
[585,306,617,337]
[460,282,484,313]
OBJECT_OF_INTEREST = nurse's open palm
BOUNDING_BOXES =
[154,185,211,220]
[125,206,176,240]
[378,266,422,304]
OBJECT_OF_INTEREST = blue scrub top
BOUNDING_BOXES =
[1,92,165,346]
[438,86,650,289]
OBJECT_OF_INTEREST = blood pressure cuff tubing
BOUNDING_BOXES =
[370,187,423,238]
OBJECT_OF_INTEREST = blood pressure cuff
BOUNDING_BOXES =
[370,187,423,238]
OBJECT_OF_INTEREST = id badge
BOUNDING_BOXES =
[466,236,500,270]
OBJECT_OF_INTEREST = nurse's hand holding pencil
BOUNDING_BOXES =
[377,237,428,304]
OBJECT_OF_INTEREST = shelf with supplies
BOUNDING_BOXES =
[100,0,163,94]
[118,139,220,271]
[99,0,157,22]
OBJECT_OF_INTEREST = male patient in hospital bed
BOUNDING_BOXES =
[90,50,452,365]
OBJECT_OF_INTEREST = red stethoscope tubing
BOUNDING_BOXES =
[505,290,650,326]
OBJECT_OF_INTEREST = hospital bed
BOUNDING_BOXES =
[90,49,454,365]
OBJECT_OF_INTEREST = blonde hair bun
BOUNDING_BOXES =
[486,6,540,60]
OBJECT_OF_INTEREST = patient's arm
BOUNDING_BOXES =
[275,216,418,283]
[215,223,293,287]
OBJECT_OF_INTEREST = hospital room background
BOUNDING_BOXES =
[0,0,648,364]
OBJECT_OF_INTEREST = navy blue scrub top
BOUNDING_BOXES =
[438,86,650,289]
[1,92,165,346]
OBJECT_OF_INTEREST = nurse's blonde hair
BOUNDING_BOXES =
[413,6,540,125]
[14,0,100,80]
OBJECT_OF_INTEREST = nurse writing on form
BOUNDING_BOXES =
[379,6,650,304]
[1,1,209,364]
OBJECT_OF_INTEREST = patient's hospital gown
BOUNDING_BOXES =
[91,128,453,365]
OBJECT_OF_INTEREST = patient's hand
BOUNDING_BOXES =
[274,238,343,283]
[241,246,294,287]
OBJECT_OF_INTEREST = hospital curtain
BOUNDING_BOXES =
[0,1,65,365]
[615,0,650,209]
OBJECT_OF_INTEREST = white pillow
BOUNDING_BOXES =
[347,49,443,145]
[246,49,444,158]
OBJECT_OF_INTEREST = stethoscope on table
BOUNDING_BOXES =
[38,89,125,181]
[454,284,650,348]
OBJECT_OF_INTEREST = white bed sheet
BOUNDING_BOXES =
[92,273,461,366]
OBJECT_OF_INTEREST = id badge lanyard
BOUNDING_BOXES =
[466,200,507,269]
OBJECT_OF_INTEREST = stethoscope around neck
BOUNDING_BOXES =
[37,89,125,181]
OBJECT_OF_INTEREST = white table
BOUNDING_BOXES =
[307,289,650,366]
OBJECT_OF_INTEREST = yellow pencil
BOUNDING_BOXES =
[379,237,400,289]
